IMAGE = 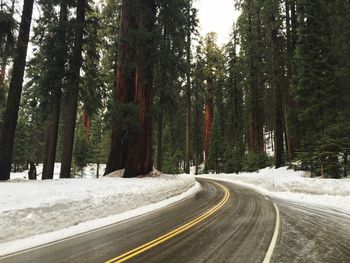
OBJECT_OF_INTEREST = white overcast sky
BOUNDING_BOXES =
[25,0,241,58]
[193,0,241,46]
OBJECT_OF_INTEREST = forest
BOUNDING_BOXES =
[0,0,349,180]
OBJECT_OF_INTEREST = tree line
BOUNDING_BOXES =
[0,0,348,180]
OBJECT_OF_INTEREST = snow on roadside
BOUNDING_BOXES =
[198,167,350,214]
[10,163,106,180]
[0,174,197,252]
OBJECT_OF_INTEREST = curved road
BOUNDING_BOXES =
[0,179,276,263]
[1,179,349,263]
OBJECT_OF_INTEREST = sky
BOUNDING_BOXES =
[194,0,241,46]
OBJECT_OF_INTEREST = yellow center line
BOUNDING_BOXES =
[105,181,230,263]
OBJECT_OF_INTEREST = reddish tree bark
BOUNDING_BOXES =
[105,0,156,177]
[105,0,137,175]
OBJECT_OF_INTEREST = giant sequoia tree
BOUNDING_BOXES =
[105,0,156,177]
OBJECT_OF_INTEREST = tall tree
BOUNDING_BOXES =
[192,43,205,174]
[237,0,266,170]
[203,33,221,165]
[225,25,245,173]
[105,0,156,177]
[284,0,300,161]
[294,0,340,177]
[266,0,285,167]
[60,0,86,178]
[184,1,192,174]
[153,0,197,173]
[42,0,68,179]
[0,0,34,180]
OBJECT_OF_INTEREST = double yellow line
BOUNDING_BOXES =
[105,181,230,263]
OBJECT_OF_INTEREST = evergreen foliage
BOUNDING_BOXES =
[1,0,349,179]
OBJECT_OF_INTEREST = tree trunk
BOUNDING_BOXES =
[156,110,163,171]
[105,0,137,175]
[271,16,285,168]
[28,161,37,180]
[184,9,191,174]
[105,0,156,177]
[60,0,85,178]
[247,1,264,156]
[42,0,68,180]
[284,0,299,161]
[344,151,348,178]
[123,0,156,177]
[204,79,214,164]
[42,120,59,179]
[255,7,264,155]
[0,0,34,180]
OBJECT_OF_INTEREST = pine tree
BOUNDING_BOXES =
[225,25,245,173]
[41,0,68,180]
[284,0,300,161]
[294,0,340,177]
[237,0,265,160]
[0,0,34,180]
[236,0,268,171]
[153,0,197,173]
[192,44,205,174]
[264,0,286,168]
[60,0,86,178]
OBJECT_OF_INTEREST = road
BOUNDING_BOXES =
[1,179,349,263]
[274,198,350,263]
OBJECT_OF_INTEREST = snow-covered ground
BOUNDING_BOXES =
[10,163,106,180]
[3,165,349,256]
[0,172,198,256]
[198,167,350,214]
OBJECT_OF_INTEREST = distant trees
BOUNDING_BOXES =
[229,0,350,178]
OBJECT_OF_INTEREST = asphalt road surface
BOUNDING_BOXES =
[1,179,349,263]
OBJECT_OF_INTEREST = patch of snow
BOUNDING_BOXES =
[0,174,197,255]
[198,167,350,214]
[10,163,106,180]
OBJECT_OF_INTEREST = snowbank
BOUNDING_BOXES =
[198,167,350,214]
[0,174,197,250]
